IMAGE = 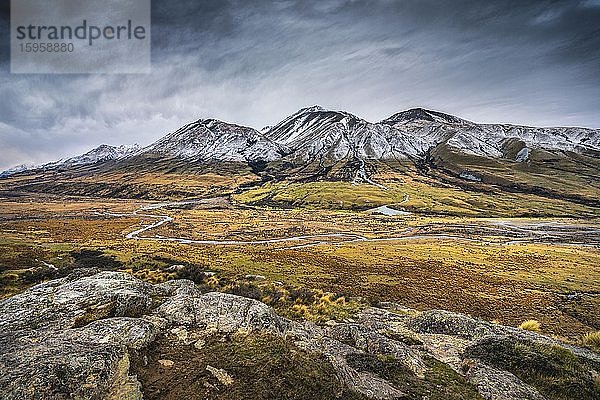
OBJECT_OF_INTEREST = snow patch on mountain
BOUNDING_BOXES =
[265,107,399,161]
[52,144,142,167]
[459,171,482,182]
[0,164,36,178]
[515,147,530,162]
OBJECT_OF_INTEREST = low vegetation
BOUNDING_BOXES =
[0,194,599,340]
[346,353,483,400]
[518,320,541,332]
[233,177,600,217]
[582,331,600,351]
[464,337,600,400]
[132,334,369,400]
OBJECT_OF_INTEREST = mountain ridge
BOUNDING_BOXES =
[0,143,141,178]
[2,106,599,184]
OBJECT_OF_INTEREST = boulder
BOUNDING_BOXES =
[407,310,498,340]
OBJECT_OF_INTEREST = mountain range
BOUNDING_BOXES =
[2,106,599,207]
[5,106,599,172]
[0,144,141,178]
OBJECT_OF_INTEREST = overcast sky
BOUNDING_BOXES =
[1,0,600,170]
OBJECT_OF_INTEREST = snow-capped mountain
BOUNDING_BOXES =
[3,106,598,178]
[141,119,283,163]
[265,106,397,161]
[265,106,599,163]
[50,144,142,167]
[0,144,140,177]
[0,164,37,178]
[380,108,600,159]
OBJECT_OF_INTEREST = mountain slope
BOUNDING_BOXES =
[1,106,598,209]
[142,119,283,163]
[52,144,142,167]
[382,108,600,159]
[4,107,598,175]
[265,106,397,161]
[0,144,140,177]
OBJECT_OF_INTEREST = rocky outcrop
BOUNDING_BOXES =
[0,271,158,333]
[0,272,161,400]
[462,361,546,400]
[1,271,598,400]
[156,291,288,334]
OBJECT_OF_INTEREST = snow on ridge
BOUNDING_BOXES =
[51,143,142,167]
[3,107,598,177]
[515,147,530,162]
[110,109,600,164]
[0,143,141,177]
[143,118,282,162]
[0,164,36,178]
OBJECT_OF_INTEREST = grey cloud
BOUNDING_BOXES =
[0,0,599,169]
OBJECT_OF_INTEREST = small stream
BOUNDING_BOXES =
[100,199,600,250]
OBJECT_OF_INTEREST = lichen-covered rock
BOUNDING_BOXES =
[0,271,160,333]
[291,329,406,400]
[0,273,161,400]
[418,333,471,373]
[206,365,234,386]
[1,272,597,400]
[0,324,146,400]
[155,291,289,334]
[155,278,201,297]
[327,323,426,377]
[462,360,546,400]
[356,307,414,332]
[407,310,499,340]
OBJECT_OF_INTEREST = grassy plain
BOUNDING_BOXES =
[233,177,600,217]
[0,189,599,342]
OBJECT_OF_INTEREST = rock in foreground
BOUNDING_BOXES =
[0,271,598,400]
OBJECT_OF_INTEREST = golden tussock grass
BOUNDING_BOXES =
[581,331,600,350]
[519,320,541,332]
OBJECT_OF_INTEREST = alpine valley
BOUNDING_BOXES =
[1,106,600,400]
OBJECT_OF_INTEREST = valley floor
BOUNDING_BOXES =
[0,192,599,343]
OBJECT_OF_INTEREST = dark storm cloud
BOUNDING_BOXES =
[1,0,599,169]
[0,0,9,69]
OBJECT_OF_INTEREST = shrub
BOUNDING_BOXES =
[128,268,175,284]
[174,265,210,284]
[72,249,122,270]
[20,267,57,284]
[290,303,312,319]
[287,287,316,305]
[582,331,600,350]
[464,336,600,400]
[259,285,286,305]
[226,282,263,300]
[518,320,541,332]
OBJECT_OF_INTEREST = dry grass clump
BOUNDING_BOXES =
[288,292,358,323]
[582,331,600,350]
[226,279,364,323]
[518,320,541,332]
[120,268,177,284]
